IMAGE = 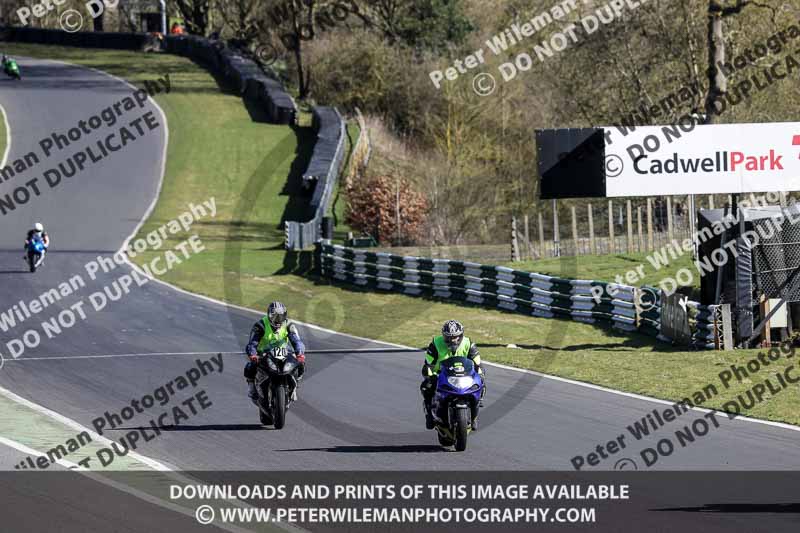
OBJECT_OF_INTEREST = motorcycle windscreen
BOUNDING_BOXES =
[439,357,474,376]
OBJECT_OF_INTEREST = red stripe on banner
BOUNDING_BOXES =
[793,135,800,145]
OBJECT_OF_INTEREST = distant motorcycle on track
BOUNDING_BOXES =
[25,236,46,272]
[254,343,301,429]
[431,357,484,451]
[3,56,21,80]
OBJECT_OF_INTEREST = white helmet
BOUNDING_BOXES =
[34,222,44,232]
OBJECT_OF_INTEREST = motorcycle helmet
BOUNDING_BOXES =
[34,222,44,232]
[267,301,287,331]
[442,320,464,353]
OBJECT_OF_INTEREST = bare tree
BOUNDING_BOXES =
[173,0,214,35]
[703,0,778,124]
[216,0,265,40]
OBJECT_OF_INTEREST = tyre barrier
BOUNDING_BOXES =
[319,243,722,349]
[164,35,297,125]
[1,26,148,49]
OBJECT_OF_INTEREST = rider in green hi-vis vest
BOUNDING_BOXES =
[420,320,485,430]
[244,301,306,402]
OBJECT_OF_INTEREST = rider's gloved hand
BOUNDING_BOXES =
[296,353,306,364]
[248,353,259,362]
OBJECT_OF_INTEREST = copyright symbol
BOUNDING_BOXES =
[605,154,624,177]
[195,505,215,525]
[472,73,496,97]
[614,458,638,470]
[255,43,278,66]
[638,287,659,311]
[60,9,84,33]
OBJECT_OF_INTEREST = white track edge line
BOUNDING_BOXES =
[0,435,83,470]
[5,351,237,361]
[3,348,420,361]
[0,102,11,167]
[0,383,172,470]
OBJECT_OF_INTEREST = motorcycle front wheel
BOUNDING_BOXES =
[454,407,470,452]
[259,410,272,425]
[437,432,455,448]
[272,385,287,429]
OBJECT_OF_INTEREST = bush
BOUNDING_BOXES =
[346,174,428,245]
[306,30,444,136]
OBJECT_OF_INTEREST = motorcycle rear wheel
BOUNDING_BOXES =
[454,408,470,452]
[273,385,287,429]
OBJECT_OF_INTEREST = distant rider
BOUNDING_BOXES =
[244,301,306,402]
[420,320,485,430]
[24,222,49,258]
[2,54,16,71]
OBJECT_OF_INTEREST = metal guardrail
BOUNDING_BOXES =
[285,107,346,250]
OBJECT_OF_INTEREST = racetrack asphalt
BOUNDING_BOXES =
[0,57,799,474]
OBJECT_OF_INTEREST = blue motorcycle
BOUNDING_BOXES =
[431,356,483,451]
[26,236,46,272]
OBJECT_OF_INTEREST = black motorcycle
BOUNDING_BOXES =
[254,344,300,429]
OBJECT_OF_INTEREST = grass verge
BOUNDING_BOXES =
[9,44,799,427]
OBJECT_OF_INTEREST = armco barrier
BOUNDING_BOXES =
[319,243,721,349]
[285,107,346,250]
[0,27,297,125]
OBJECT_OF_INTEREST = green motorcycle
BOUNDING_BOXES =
[3,57,20,80]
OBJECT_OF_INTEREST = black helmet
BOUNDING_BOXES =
[441,320,464,353]
[267,301,287,330]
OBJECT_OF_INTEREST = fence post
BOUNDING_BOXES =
[626,200,633,254]
[608,200,614,254]
[780,192,788,207]
[523,215,530,259]
[646,198,654,251]
[708,195,714,209]
[538,212,545,258]
[666,196,674,242]
[395,178,401,244]
[511,217,520,262]
[570,206,578,256]
[588,203,596,255]
[553,199,560,257]
[637,206,643,252]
